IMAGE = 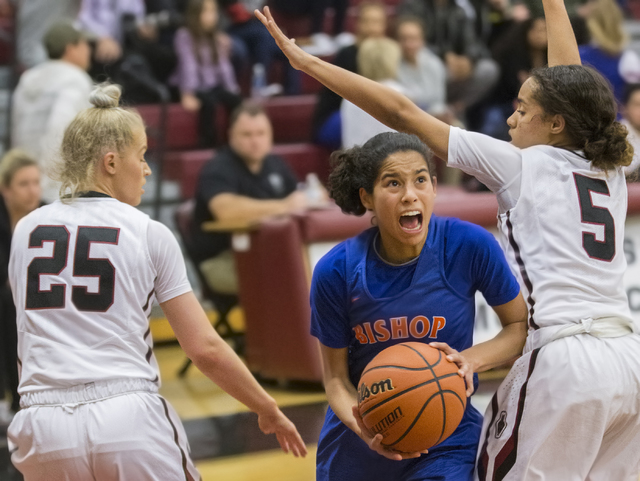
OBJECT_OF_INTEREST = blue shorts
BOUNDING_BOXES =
[316,404,482,481]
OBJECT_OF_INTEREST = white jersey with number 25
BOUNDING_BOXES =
[8,196,191,397]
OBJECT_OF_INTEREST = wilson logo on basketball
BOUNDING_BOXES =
[370,407,404,437]
[357,378,394,404]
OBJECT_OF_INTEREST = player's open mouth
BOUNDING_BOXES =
[399,211,423,233]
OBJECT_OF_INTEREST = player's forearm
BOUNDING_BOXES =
[211,195,290,223]
[191,339,280,415]
[462,320,527,373]
[542,0,581,66]
[324,377,360,433]
[301,55,450,160]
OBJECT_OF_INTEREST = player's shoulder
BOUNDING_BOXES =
[438,216,489,241]
[314,241,348,280]
[438,216,496,252]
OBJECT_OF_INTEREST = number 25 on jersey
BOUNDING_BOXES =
[26,225,119,312]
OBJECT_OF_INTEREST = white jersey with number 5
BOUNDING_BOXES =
[8,195,191,397]
[448,127,634,334]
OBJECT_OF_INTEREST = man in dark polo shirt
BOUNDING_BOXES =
[191,102,308,294]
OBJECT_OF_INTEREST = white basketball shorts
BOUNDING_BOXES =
[7,379,200,481]
[475,333,640,481]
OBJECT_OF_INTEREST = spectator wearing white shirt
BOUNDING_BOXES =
[341,37,402,148]
[396,17,447,116]
[11,22,93,202]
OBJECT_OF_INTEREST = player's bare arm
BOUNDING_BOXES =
[319,343,427,461]
[162,292,308,458]
[254,7,451,161]
[542,0,581,66]
[430,294,527,396]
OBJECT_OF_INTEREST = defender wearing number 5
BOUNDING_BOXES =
[256,0,640,477]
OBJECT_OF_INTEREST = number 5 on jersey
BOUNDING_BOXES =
[574,173,615,262]
[26,225,120,312]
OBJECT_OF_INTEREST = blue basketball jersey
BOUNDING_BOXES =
[310,216,520,481]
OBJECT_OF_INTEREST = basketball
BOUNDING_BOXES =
[357,342,467,453]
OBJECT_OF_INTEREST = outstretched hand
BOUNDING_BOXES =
[254,7,312,71]
[429,342,475,397]
[351,406,428,461]
[258,406,308,458]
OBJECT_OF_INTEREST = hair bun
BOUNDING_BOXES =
[89,83,122,109]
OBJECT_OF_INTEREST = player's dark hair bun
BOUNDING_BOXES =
[531,65,633,170]
[328,132,434,216]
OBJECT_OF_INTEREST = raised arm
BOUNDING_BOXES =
[543,0,581,66]
[255,7,451,161]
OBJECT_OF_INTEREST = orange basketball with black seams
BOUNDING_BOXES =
[357,342,467,453]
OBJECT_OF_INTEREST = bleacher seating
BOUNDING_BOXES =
[138,94,317,149]
[139,94,327,199]
[164,143,332,199]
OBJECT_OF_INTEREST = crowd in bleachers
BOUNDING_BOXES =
[2,0,640,190]
[1,0,640,434]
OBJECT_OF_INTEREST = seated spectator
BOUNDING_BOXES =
[218,0,299,95]
[396,17,447,117]
[145,0,188,48]
[79,0,177,95]
[312,1,388,149]
[191,102,308,294]
[484,16,547,140]
[484,0,525,51]
[78,0,145,78]
[170,0,242,147]
[341,37,401,148]
[271,0,351,57]
[0,150,42,423]
[398,0,500,130]
[621,84,640,177]
[11,21,93,203]
[15,0,81,69]
[579,0,640,104]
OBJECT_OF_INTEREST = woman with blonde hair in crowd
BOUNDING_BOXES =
[341,37,403,148]
[6,83,306,480]
[0,149,41,425]
[579,0,640,103]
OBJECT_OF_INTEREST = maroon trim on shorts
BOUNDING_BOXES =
[159,396,198,481]
[477,392,500,481]
[505,211,540,330]
[492,348,541,481]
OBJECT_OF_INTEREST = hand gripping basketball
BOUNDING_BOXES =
[357,343,468,453]
[429,342,475,397]
[352,405,428,461]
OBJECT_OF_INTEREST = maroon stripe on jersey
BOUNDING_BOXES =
[142,286,155,312]
[159,396,197,481]
[505,211,540,330]
[492,348,541,481]
[477,392,499,481]
[146,345,153,363]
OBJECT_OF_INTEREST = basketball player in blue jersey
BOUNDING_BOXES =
[310,132,528,480]
[260,1,640,479]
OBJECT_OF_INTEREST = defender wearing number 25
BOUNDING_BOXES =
[6,83,306,480]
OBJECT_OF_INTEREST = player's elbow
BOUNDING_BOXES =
[184,333,230,370]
